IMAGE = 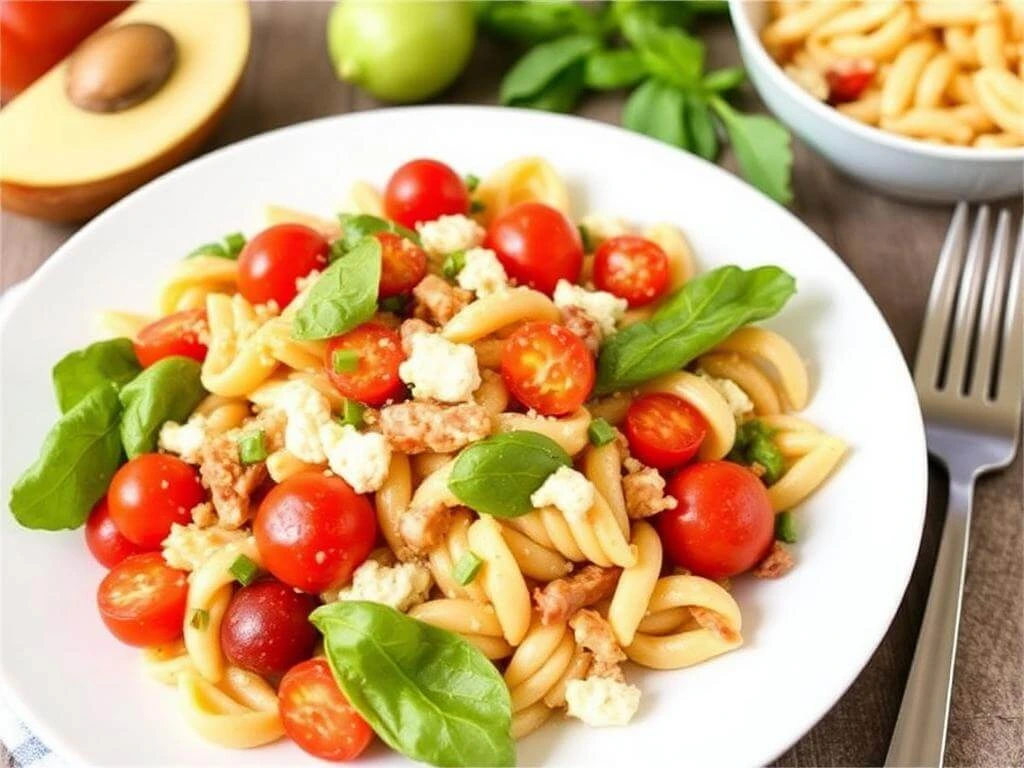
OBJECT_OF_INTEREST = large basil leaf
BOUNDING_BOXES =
[292,236,381,340]
[513,61,586,113]
[621,16,704,89]
[10,384,124,530]
[311,601,514,768]
[448,431,571,517]
[118,356,206,458]
[52,337,141,413]
[596,265,796,394]
[710,97,793,204]
[584,48,646,90]
[500,34,599,107]
[338,214,419,256]
[478,0,600,43]
[623,79,688,149]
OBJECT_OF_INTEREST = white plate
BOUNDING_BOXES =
[0,106,927,768]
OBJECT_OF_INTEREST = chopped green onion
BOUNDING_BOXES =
[775,511,798,544]
[337,399,366,428]
[189,608,209,631]
[470,200,486,214]
[223,232,247,256]
[464,173,480,192]
[229,554,259,586]
[237,430,267,465]
[380,295,408,314]
[587,418,616,447]
[442,250,467,280]
[452,552,483,586]
[578,224,594,253]
[332,349,361,373]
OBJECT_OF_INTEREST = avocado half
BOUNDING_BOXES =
[0,0,251,222]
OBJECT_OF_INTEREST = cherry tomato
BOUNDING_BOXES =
[221,578,320,678]
[624,393,708,470]
[133,309,208,368]
[85,496,149,568]
[107,454,203,549]
[826,59,876,104]
[501,322,594,416]
[593,235,670,307]
[279,658,374,761]
[324,323,405,407]
[383,158,469,229]
[659,461,775,579]
[485,202,583,295]
[375,231,427,298]
[254,472,376,594]
[96,552,188,646]
[237,224,329,308]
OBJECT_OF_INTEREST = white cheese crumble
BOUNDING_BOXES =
[161,523,247,572]
[697,371,754,420]
[158,415,207,464]
[530,465,595,522]
[553,279,628,336]
[335,559,432,612]
[565,676,642,727]
[399,332,481,403]
[319,422,392,494]
[456,247,508,297]
[416,214,485,255]
[579,213,630,247]
[276,381,333,463]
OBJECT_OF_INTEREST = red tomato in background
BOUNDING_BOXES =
[237,224,329,308]
[85,496,149,568]
[279,658,374,761]
[594,235,669,307]
[96,552,188,646]
[324,323,405,407]
[384,158,469,229]
[133,309,208,368]
[658,461,774,579]
[485,202,583,295]
[624,393,707,470]
[501,322,594,416]
[375,231,427,298]
[826,59,876,104]
[0,1,131,102]
[254,472,376,594]
[107,454,203,549]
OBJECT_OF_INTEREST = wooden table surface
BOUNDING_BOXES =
[1,5,1021,767]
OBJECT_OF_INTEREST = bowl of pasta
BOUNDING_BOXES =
[0,106,927,767]
[729,0,1024,202]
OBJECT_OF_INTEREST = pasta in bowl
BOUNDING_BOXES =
[8,155,847,766]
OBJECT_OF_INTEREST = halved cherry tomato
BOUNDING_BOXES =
[279,658,374,762]
[237,224,329,308]
[383,158,469,229]
[85,496,149,568]
[133,309,208,368]
[625,393,707,470]
[97,552,188,646]
[826,59,876,104]
[485,202,583,295]
[107,454,203,549]
[501,322,594,416]
[324,323,405,407]
[375,231,427,298]
[254,472,376,594]
[594,235,670,307]
[659,461,775,579]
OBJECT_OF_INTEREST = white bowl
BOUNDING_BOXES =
[728,0,1024,203]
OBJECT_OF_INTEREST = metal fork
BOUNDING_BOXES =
[886,204,1023,768]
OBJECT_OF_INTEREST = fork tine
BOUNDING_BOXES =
[945,206,991,393]
[996,217,1023,408]
[915,202,969,391]
[970,210,1012,399]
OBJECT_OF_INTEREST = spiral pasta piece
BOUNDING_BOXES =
[474,157,570,224]
[442,287,560,344]
[96,310,154,339]
[712,326,810,411]
[466,515,532,645]
[497,408,592,456]
[177,667,284,749]
[410,598,512,660]
[499,523,573,582]
[581,443,629,538]
[758,416,847,512]
[504,616,577,715]
[200,294,281,397]
[263,204,341,240]
[429,509,489,602]
[608,522,663,648]
[638,372,736,459]
[375,452,412,557]
[159,256,239,315]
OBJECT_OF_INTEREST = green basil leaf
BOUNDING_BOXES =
[728,419,785,485]
[584,48,646,90]
[338,214,418,255]
[500,34,599,106]
[512,60,586,113]
[187,232,247,260]
[710,97,794,204]
[292,237,382,340]
[612,0,694,31]
[596,265,796,394]
[118,356,206,458]
[478,0,600,43]
[448,431,571,517]
[622,17,704,89]
[623,79,688,149]
[10,384,124,531]
[702,66,746,93]
[684,91,719,161]
[52,338,141,413]
[312,601,515,768]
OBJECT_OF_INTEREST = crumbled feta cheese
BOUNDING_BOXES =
[319,422,392,494]
[277,381,333,463]
[399,333,481,403]
[553,279,628,336]
[161,523,247,572]
[530,465,595,522]
[565,676,641,727]
[158,415,207,464]
[579,213,630,247]
[416,214,485,255]
[456,247,508,297]
[335,559,432,612]
[697,371,754,420]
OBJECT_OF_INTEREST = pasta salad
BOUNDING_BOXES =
[9,156,846,766]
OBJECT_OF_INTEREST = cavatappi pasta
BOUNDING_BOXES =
[764,0,1024,148]
[16,157,846,764]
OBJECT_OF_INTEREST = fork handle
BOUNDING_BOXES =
[886,478,974,768]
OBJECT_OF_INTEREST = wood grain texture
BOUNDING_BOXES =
[1,5,1020,767]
